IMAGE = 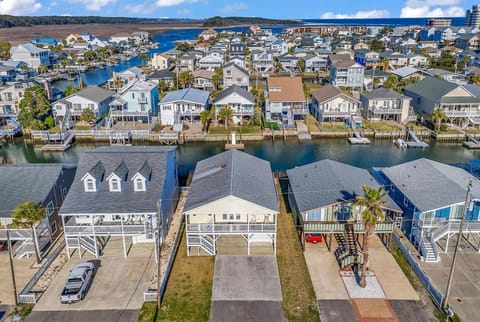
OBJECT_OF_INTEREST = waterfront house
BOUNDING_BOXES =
[178,52,196,73]
[150,69,175,88]
[404,77,480,127]
[193,70,215,91]
[223,62,249,90]
[329,59,364,91]
[212,85,255,123]
[265,76,307,127]
[59,146,178,259]
[287,160,401,253]
[0,81,35,115]
[380,51,408,69]
[277,53,299,71]
[198,54,223,70]
[53,86,115,121]
[10,43,50,69]
[406,54,429,68]
[108,79,159,126]
[373,158,480,262]
[424,68,467,85]
[391,67,422,81]
[0,164,76,258]
[0,65,17,84]
[159,88,210,125]
[270,39,288,56]
[198,28,218,41]
[311,85,361,124]
[360,88,412,123]
[184,149,279,256]
[354,50,380,67]
[110,33,130,45]
[252,50,274,72]
[304,54,327,72]
[130,31,149,45]
[151,53,171,70]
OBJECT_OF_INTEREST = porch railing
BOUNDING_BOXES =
[303,221,394,233]
[0,228,32,240]
[186,223,276,234]
[64,224,146,236]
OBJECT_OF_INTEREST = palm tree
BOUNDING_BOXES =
[139,53,150,66]
[200,110,210,132]
[218,105,233,129]
[431,108,447,132]
[354,185,387,288]
[80,108,96,124]
[12,201,46,264]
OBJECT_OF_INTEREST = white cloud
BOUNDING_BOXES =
[70,0,117,11]
[155,0,198,7]
[0,0,42,14]
[61,13,73,16]
[219,2,247,14]
[127,2,152,14]
[321,10,390,19]
[400,0,464,17]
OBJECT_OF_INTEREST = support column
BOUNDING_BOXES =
[445,232,450,253]
[91,214,99,259]
[121,216,127,258]
[62,216,70,259]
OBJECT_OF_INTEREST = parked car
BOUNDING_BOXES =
[60,262,95,304]
[0,241,6,251]
[305,233,322,243]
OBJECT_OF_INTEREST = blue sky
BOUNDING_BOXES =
[1,0,478,19]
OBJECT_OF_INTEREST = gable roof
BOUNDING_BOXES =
[213,85,254,103]
[381,158,480,212]
[392,66,420,78]
[267,76,306,102]
[223,61,249,75]
[0,164,76,218]
[404,77,459,102]
[160,88,210,105]
[60,146,176,215]
[71,86,115,103]
[287,160,401,213]
[184,150,279,212]
[312,85,359,104]
[361,88,410,100]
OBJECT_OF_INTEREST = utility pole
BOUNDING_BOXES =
[156,200,163,308]
[442,180,472,313]
[7,227,18,306]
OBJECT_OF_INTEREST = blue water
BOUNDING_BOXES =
[301,17,465,27]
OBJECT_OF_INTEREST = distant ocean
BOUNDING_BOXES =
[300,17,465,27]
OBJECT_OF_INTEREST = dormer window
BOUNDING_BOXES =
[132,160,151,192]
[81,161,104,192]
[136,178,145,191]
[111,178,120,191]
[86,178,95,191]
[107,160,128,192]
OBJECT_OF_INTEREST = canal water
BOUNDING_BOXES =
[1,139,479,178]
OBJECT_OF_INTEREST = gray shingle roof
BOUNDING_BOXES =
[111,161,128,180]
[404,77,458,102]
[381,158,480,212]
[0,164,76,218]
[213,85,255,103]
[160,88,210,105]
[312,85,359,104]
[73,86,115,103]
[361,88,410,100]
[184,150,279,213]
[287,160,401,213]
[60,146,176,215]
[87,161,105,179]
[137,161,152,179]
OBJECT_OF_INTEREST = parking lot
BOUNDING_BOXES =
[32,237,155,312]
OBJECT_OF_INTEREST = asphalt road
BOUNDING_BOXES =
[26,309,139,322]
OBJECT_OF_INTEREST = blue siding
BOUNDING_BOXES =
[435,207,450,219]
[160,150,179,238]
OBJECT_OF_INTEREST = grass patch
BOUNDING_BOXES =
[208,125,261,135]
[264,121,279,131]
[405,122,429,132]
[276,180,321,322]
[434,308,461,322]
[363,120,402,132]
[48,126,61,133]
[157,225,215,322]
[320,122,349,132]
[390,243,419,291]
[138,302,157,322]
[73,125,93,130]
[305,114,321,132]
[9,304,34,319]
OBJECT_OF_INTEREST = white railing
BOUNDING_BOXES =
[186,223,276,234]
[64,224,145,236]
[18,293,37,304]
[0,228,32,240]
[143,291,157,302]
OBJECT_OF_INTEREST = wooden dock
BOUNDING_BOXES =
[463,135,480,149]
[348,132,370,144]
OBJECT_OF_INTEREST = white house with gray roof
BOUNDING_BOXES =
[373,158,480,262]
[184,150,279,256]
[59,146,178,260]
[10,43,51,69]
[52,86,115,122]
[287,160,401,257]
[360,88,412,123]
[159,88,210,126]
[212,85,255,123]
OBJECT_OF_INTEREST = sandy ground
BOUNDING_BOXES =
[0,23,203,44]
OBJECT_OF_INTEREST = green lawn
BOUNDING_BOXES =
[73,125,92,130]
[362,120,402,131]
[138,302,157,322]
[276,180,321,322]
[157,225,215,322]
[208,125,261,135]
[305,114,321,132]
[320,122,350,132]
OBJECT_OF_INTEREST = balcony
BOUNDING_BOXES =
[303,221,394,234]
[186,223,276,234]
[371,107,403,114]
[64,223,146,236]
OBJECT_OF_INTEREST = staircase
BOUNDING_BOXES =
[145,219,154,240]
[173,121,183,132]
[344,223,357,254]
[187,234,215,255]
[79,236,100,257]
[420,237,440,263]
[334,224,362,270]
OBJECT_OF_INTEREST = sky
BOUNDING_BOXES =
[1,0,479,19]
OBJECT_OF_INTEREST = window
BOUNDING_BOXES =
[404,196,409,207]
[50,221,57,235]
[236,214,241,220]
[223,214,228,220]
[136,178,144,191]
[111,179,120,191]
[46,201,55,216]
[86,178,95,191]
[62,187,68,199]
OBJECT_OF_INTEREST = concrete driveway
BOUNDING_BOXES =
[32,237,155,312]
[210,256,284,322]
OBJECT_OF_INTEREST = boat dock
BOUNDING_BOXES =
[38,131,74,152]
[405,130,429,148]
[348,132,370,144]
[463,134,480,149]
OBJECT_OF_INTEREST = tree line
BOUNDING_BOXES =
[0,15,161,28]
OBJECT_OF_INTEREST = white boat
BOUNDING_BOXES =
[394,138,407,149]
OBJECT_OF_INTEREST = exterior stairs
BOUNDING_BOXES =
[420,237,440,263]
[187,234,215,255]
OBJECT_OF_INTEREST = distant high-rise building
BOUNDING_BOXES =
[426,18,451,27]
[466,5,480,28]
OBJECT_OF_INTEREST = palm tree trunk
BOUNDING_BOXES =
[31,226,41,264]
[359,228,370,288]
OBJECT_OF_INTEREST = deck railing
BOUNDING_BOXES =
[0,228,32,240]
[303,221,394,233]
[186,223,276,234]
[64,224,146,236]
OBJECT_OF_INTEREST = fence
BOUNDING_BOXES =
[392,233,444,307]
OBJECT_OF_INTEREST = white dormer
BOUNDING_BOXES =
[106,160,129,192]
[81,161,104,192]
[131,173,147,191]
[82,173,97,192]
[132,160,151,192]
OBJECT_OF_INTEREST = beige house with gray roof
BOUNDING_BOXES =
[311,85,361,123]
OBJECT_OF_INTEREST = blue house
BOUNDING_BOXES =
[373,158,480,262]
[109,79,159,125]
[31,38,58,46]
